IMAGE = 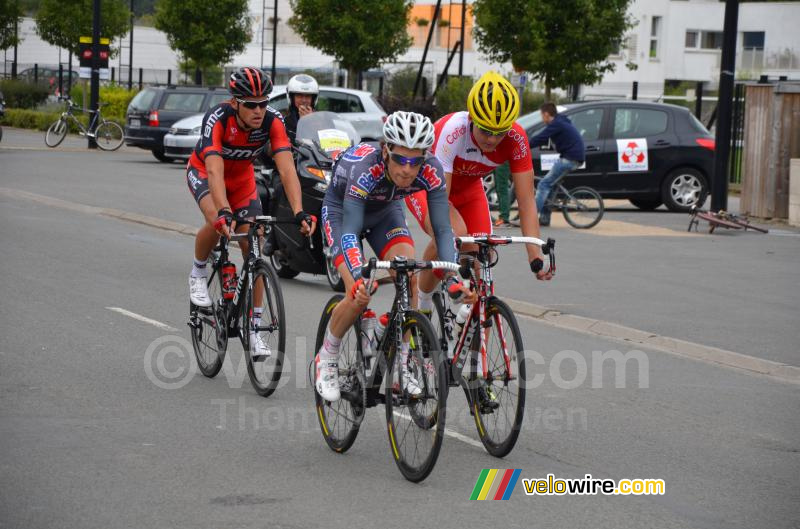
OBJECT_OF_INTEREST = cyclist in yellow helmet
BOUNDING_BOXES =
[405,71,553,316]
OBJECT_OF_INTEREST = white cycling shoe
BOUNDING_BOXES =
[189,275,212,307]
[393,364,423,397]
[315,349,340,402]
[249,332,271,361]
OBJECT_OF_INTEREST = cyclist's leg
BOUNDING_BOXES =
[535,158,575,219]
[187,167,221,306]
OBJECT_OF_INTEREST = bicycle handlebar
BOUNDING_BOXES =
[458,235,554,252]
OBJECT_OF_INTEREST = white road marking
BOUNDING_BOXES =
[392,410,484,449]
[106,307,178,332]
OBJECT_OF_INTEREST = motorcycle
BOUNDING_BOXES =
[259,111,360,292]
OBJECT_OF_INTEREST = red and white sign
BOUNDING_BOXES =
[616,138,649,172]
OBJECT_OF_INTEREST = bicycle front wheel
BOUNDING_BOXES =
[45,119,68,148]
[243,261,286,398]
[313,295,364,453]
[561,186,604,229]
[385,311,447,482]
[472,298,525,457]
[189,266,227,378]
[94,121,124,151]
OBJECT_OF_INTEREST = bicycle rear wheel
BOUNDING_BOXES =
[471,298,525,457]
[561,186,604,229]
[189,266,227,378]
[45,118,68,148]
[94,121,124,151]
[313,295,364,453]
[385,311,447,482]
[243,261,286,397]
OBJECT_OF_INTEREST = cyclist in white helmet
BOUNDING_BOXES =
[314,111,473,402]
[284,74,319,143]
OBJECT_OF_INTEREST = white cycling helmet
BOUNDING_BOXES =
[286,74,319,107]
[383,111,435,150]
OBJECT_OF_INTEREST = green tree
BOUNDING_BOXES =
[0,0,24,50]
[155,0,251,85]
[289,0,413,88]
[34,0,131,55]
[473,0,635,99]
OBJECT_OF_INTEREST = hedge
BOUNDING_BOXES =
[68,84,138,121]
[1,108,124,132]
[0,80,51,109]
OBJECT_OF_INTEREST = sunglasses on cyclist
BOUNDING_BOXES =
[387,150,425,167]
[236,98,270,109]
[474,123,511,137]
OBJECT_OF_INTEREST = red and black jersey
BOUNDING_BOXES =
[187,101,291,181]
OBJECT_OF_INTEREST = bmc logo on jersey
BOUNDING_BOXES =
[342,144,376,162]
[341,233,362,270]
[419,164,442,190]
[221,145,265,159]
[204,108,226,138]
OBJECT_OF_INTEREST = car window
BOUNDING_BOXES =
[688,113,711,135]
[613,108,668,138]
[129,88,158,111]
[161,93,205,112]
[207,93,230,108]
[317,91,364,113]
[568,108,605,141]
[269,95,290,114]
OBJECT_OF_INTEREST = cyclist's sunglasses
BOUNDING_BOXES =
[387,150,425,167]
[236,98,270,109]
[474,123,511,137]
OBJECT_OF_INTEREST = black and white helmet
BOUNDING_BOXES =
[286,74,319,107]
[382,111,435,150]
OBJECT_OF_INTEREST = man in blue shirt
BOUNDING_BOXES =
[529,102,585,226]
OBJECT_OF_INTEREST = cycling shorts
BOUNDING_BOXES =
[186,165,262,220]
[405,178,492,237]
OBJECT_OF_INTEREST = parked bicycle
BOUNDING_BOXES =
[45,97,124,151]
[311,256,460,482]
[188,216,295,397]
[431,235,556,457]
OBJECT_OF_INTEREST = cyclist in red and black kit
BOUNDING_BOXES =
[186,67,315,357]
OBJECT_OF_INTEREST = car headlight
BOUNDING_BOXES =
[168,127,177,134]
[191,126,201,134]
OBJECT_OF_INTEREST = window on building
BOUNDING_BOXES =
[741,31,766,70]
[743,31,765,50]
[650,16,662,59]
[701,31,724,50]
[685,31,698,49]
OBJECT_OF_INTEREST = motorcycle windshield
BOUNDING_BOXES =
[295,111,361,159]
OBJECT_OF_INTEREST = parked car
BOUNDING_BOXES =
[162,85,387,160]
[125,86,230,162]
[518,100,715,211]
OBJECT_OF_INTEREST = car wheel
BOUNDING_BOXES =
[152,149,175,163]
[629,198,663,211]
[270,253,300,279]
[661,167,707,212]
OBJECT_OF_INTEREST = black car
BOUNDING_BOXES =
[124,86,230,162]
[519,100,715,211]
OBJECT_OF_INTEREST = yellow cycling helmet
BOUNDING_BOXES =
[467,71,519,132]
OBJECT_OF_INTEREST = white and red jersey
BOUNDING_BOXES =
[431,111,533,190]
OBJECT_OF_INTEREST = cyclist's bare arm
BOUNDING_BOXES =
[511,169,546,265]
[206,154,229,222]
[274,150,315,234]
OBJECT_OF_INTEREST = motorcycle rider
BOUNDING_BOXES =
[284,74,319,144]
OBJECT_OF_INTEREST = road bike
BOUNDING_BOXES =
[45,97,124,151]
[431,235,555,457]
[188,216,293,397]
[312,256,460,482]
[688,205,769,234]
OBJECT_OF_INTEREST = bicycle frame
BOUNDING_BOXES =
[446,236,555,385]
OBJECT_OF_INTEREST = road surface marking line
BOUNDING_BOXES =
[106,307,178,332]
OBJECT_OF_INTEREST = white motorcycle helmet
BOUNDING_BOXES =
[286,74,319,109]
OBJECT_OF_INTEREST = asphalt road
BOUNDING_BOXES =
[1,128,799,528]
